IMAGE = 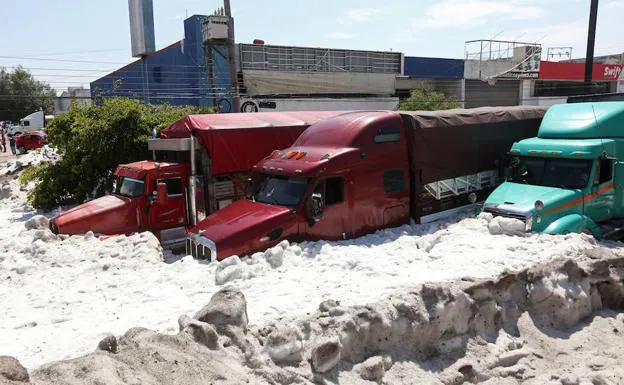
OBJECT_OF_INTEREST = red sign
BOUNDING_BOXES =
[539,61,624,81]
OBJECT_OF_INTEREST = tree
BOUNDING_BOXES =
[398,89,461,111]
[24,98,213,210]
[0,66,56,122]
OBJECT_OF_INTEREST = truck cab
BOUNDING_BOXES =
[51,161,191,246]
[483,102,624,237]
[186,111,411,260]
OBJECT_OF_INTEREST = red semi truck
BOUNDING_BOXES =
[185,107,547,261]
[49,111,347,247]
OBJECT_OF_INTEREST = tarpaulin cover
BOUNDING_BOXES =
[161,111,350,175]
[401,106,547,184]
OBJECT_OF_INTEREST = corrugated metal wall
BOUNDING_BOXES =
[239,44,401,74]
[465,80,519,108]
[242,70,396,96]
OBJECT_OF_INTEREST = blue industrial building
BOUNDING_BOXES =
[91,15,232,108]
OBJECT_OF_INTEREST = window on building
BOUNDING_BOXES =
[598,158,613,185]
[325,177,344,205]
[384,169,405,193]
[153,67,162,83]
[534,80,611,97]
[154,177,182,196]
[374,127,401,144]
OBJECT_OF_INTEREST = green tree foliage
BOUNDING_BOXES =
[0,66,56,122]
[26,98,212,210]
[398,89,461,111]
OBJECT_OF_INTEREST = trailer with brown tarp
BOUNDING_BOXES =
[401,106,547,222]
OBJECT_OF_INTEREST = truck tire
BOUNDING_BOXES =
[18,146,26,154]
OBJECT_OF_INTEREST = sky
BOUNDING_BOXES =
[0,0,623,93]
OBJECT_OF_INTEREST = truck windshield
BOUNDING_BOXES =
[114,177,145,197]
[510,156,592,189]
[252,175,308,207]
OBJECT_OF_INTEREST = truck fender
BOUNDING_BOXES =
[543,214,602,237]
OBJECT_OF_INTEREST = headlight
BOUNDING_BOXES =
[525,214,533,232]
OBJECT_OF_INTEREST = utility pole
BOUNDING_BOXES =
[584,0,599,85]
[224,0,240,112]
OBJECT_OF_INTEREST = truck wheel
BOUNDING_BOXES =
[18,146,26,154]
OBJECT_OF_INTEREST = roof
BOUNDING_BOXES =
[400,106,547,129]
[91,41,182,84]
[538,102,624,139]
[160,111,352,138]
[293,111,396,148]
[115,161,185,178]
[512,137,609,159]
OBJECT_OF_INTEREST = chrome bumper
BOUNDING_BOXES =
[185,233,217,261]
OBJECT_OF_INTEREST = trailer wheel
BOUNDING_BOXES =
[241,101,258,113]
[18,146,26,154]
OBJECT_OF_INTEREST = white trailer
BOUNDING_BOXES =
[7,111,53,136]
[238,97,399,113]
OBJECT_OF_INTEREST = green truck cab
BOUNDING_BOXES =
[483,102,624,238]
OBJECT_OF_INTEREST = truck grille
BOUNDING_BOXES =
[483,207,526,221]
[186,237,212,261]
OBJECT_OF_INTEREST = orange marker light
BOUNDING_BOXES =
[287,151,298,159]
[574,152,583,157]
[551,152,558,155]
[530,151,537,154]
[295,151,306,160]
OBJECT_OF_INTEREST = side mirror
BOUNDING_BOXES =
[306,192,324,225]
[156,182,168,205]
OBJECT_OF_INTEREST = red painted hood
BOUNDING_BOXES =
[193,199,295,259]
[51,195,139,235]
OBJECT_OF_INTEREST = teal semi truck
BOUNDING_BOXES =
[483,102,624,238]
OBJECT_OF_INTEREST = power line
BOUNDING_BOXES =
[18,48,129,57]
[0,55,129,65]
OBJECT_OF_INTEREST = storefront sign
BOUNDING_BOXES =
[539,61,624,81]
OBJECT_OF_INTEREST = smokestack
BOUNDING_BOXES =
[128,0,155,57]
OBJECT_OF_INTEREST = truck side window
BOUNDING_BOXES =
[325,177,344,205]
[374,127,400,144]
[155,178,182,196]
[23,121,30,127]
[384,169,405,193]
[598,158,613,184]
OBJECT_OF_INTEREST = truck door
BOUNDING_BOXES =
[148,176,186,231]
[585,158,616,223]
[305,177,348,240]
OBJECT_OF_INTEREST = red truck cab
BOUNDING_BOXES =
[51,161,191,245]
[186,111,410,260]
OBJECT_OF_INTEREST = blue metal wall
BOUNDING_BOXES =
[404,57,464,79]
[91,15,231,107]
